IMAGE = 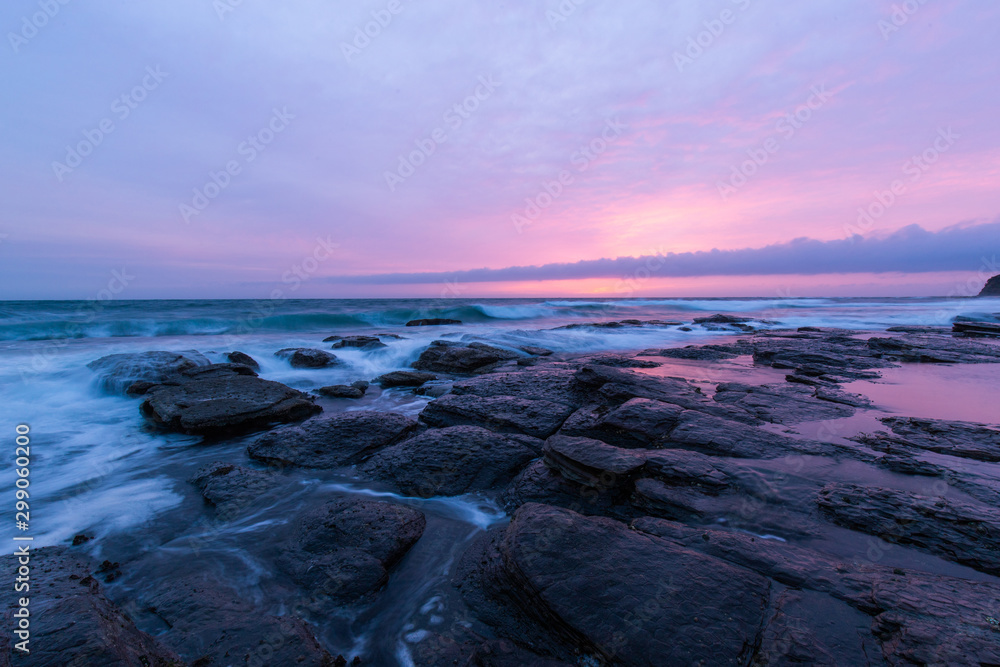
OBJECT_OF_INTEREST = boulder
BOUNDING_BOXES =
[816,482,1000,575]
[225,350,259,370]
[977,273,1000,296]
[952,320,1000,337]
[542,435,646,488]
[248,411,418,468]
[190,462,278,519]
[560,398,685,448]
[375,370,438,388]
[87,350,209,393]
[330,335,387,350]
[457,503,771,664]
[139,365,320,435]
[406,318,462,326]
[275,347,341,368]
[419,394,574,439]
[317,384,365,399]
[693,314,754,324]
[412,341,519,374]
[519,345,554,356]
[0,547,181,666]
[359,425,537,497]
[276,498,425,603]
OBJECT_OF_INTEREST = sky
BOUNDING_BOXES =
[0,0,998,299]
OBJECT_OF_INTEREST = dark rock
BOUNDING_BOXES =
[87,350,210,393]
[406,318,462,326]
[450,368,587,407]
[139,366,320,435]
[412,341,520,374]
[317,385,365,399]
[414,380,453,398]
[375,370,438,388]
[277,498,425,603]
[225,350,259,370]
[457,503,770,665]
[632,517,1000,666]
[276,347,341,368]
[867,334,1000,363]
[519,345,554,356]
[977,274,1000,296]
[248,411,418,468]
[71,533,93,546]
[813,385,874,408]
[419,393,574,439]
[666,410,835,458]
[692,314,754,324]
[542,435,646,489]
[560,398,685,448]
[816,482,1000,575]
[351,380,370,390]
[190,462,278,519]
[870,416,1000,462]
[330,335,388,350]
[639,345,739,360]
[359,425,537,497]
[578,353,661,368]
[138,573,335,665]
[574,364,759,423]
[713,382,856,423]
[502,460,626,518]
[0,547,181,666]
[953,320,1000,337]
[886,325,952,334]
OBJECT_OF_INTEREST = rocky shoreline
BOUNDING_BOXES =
[5,322,1000,665]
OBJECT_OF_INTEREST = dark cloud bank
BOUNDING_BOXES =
[327,222,999,284]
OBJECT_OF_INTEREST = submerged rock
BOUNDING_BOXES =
[87,350,210,393]
[0,547,181,666]
[359,425,537,496]
[275,347,341,368]
[248,411,417,468]
[139,365,320,435]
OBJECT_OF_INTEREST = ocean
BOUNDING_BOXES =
[3,295,999,662]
